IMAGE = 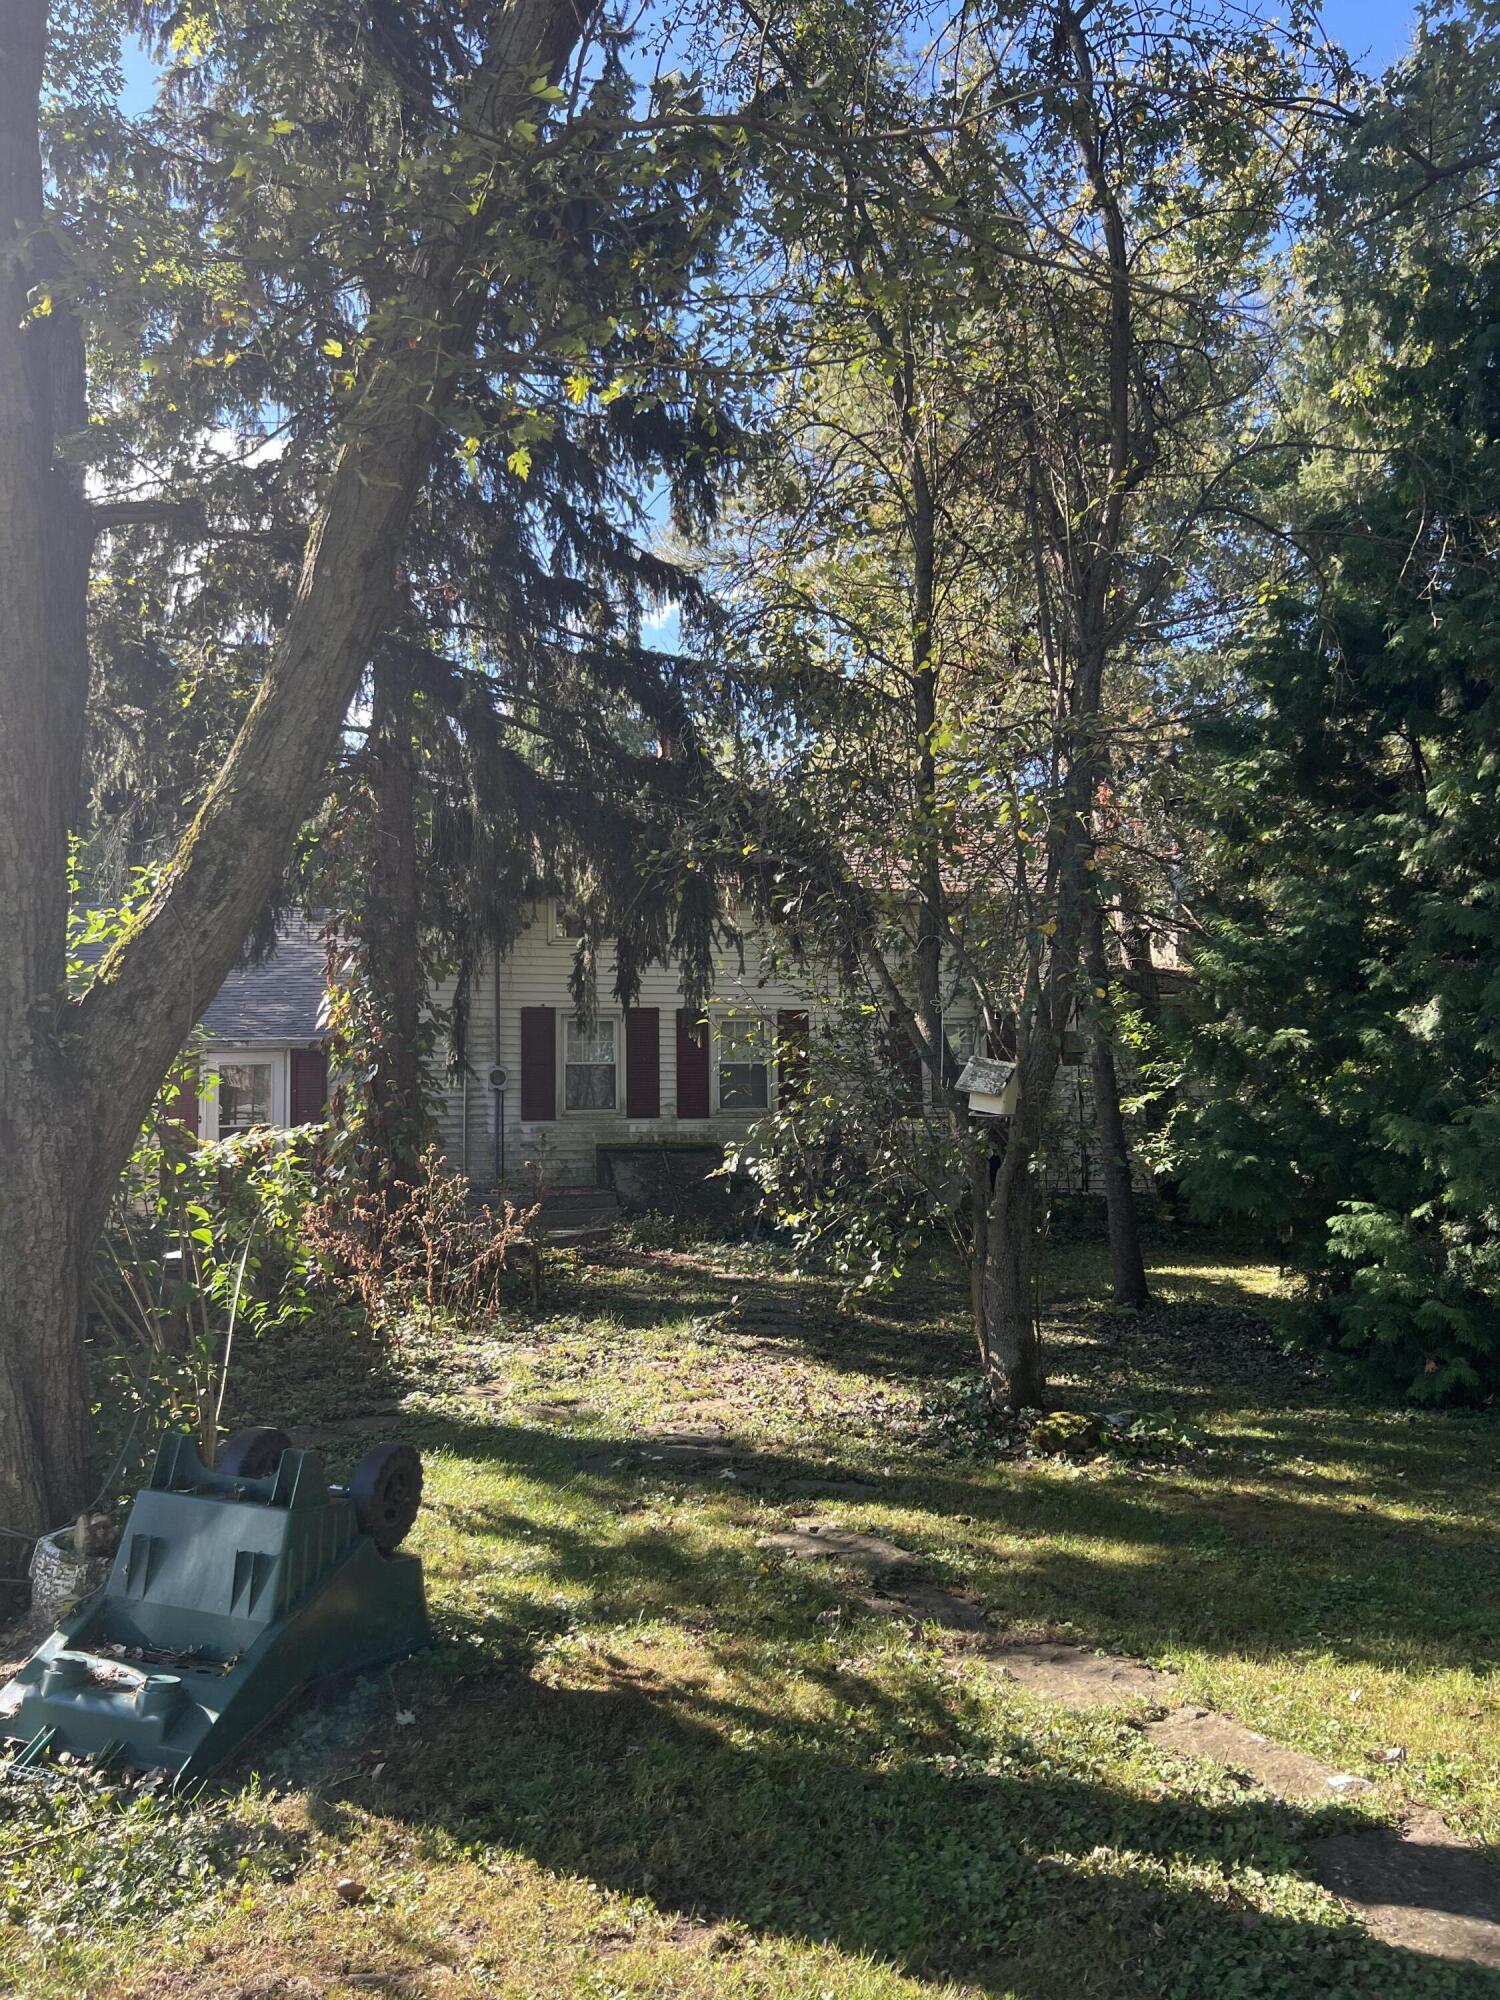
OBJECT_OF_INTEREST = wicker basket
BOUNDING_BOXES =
[27,1522,113,1630]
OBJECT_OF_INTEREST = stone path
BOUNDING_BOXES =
[560,1421,1500,1967]
[1145,1703,1372,1801]
[1311,1809,1500,1968]
[756,1509,1500,1970]
[983,1638,1172,1710]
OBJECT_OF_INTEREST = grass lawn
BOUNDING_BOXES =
[2,1234,1497,1998]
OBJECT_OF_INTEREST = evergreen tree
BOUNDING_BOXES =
[1173,0,1500,1399]
[0,0,750,1536]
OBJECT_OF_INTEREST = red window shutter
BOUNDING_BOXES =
[625,1007,660,1118]
[675,1008,710,1118]
[520,1006,556,1121]
[290,1048,330,1124]
[776,1010,809,1102]
[167,1065,199,1136]
[884,1012,923,1114]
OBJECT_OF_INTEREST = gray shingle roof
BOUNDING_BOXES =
[199,922,329,1043]
[74,915,329,1043]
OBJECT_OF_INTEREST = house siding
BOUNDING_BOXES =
[428,901,1156,1198]
[433,903,826,1191]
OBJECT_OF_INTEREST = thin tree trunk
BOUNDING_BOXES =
[978,6,1144,1406]
[1086,901,1151,1307]
[363,655,427,1184]
[969,1160,991,1365]
[982,1151,1045,1408]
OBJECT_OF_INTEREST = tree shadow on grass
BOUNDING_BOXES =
[350,1616,1500,2000]
[543,1242,1500,1563]
[197,1402,1500,1998]
[408,1412,1500,1682]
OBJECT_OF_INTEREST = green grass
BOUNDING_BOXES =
[3,1236,1498,1999]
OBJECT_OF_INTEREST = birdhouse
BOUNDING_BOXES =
[956,1054,1018,1119]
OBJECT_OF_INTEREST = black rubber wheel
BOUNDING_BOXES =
[218,1426,292,1479]
[350,1442,422,1553]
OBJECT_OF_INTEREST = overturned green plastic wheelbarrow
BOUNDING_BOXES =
[0,1428,431,1785]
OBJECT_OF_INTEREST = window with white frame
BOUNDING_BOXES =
[217,1058,275,1134]
[550,899,584,943]
[564,1017,617,1110]
[718,1015,769,1111]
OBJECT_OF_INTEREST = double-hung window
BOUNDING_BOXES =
[564,1018,617,1111]
[718,1016,769,1111]
[217,1058,274,1134]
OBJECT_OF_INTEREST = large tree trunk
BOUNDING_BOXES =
[0,0,587,1544]
[1086,901,1151,1307]
[0,1121,95,1555]
[0,2,99,1543]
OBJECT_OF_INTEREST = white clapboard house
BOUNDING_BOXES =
[171,899,1177,1194]
[431,900,833,1196]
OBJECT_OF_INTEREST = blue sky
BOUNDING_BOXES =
[1313,0,1419,70]
[119,34,156,113]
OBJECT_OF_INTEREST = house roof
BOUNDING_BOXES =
[199,922,329,1044]
[74,914,330,1045]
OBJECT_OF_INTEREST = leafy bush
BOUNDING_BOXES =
[90,1100,318,1472]
[918,1376,1207,1463]
[724,1005,986,1297]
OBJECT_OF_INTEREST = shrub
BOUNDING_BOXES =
[302,1144,538,1325]
[90,1104,318,1471]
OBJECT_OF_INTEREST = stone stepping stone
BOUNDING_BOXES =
[975,1639,1171,1709]
[1309,1808,1500,1968]
[637,1423,742,1471]
[574,1451,631,1475]
[856,1581,991,1632]
[1146,1705,1372,1801]
[573,1447,740,1476]
[756,1519,918,1576]
[572,1425,744,1478]
[643,1442,739,1468]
